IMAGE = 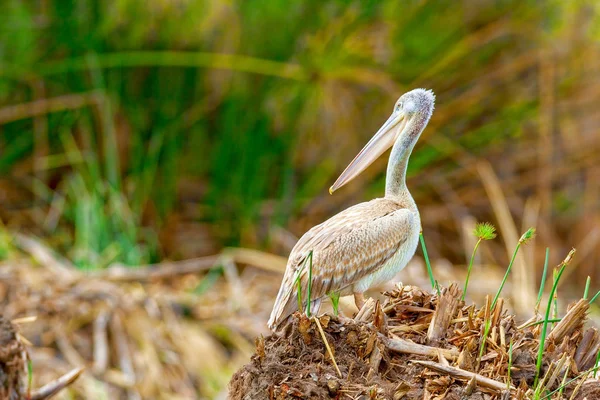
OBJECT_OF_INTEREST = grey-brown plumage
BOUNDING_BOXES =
[268,89,435,330]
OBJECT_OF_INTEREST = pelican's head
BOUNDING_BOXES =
[329,88,435,194]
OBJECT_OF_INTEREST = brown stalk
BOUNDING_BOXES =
[412,360,514,392]
[381,334,459,361]
[427,283,461,345]
[546,299,588,347]
[313,316,342,378]
[110,312,136,387]
[92,310,110,374]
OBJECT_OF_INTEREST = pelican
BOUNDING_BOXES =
[268,88,435,330]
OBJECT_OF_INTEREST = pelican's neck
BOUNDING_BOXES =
[385,117,426,199]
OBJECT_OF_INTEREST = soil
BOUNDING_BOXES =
[229,285,600,400]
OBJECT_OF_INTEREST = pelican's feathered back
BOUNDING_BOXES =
[268,197,415,329]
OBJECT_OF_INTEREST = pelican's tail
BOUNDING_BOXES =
[268,280,297,330]
[268,282,322,330]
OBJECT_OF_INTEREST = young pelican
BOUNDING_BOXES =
[268,88,435,330]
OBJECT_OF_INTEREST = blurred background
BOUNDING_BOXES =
[1,0,600,398]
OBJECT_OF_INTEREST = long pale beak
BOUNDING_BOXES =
[329,111,407,194]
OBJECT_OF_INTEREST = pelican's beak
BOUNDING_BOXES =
[329,110,407,194]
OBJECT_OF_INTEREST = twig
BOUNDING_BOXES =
[381,334,459,360]
[413,360,514,392]
[93,247,288,282]
[313,316,342,378]
[30,367,85,400]
[13,233,78,281]
[110,312,136,386]
[221,255,246,311]
[11,316,37,324]
[93,310,110,373]
[93,255,220,281]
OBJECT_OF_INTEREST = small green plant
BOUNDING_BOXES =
[328,291,341,316]
[479,228,535,368]
[491,227,535,309]
[294,250,315,317]
[533,248,576,389]
[462,222,496,301]
[419,232,440,296]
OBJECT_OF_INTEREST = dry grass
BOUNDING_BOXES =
[0,234,285,399]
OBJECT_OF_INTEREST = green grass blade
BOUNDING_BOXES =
[491,228,535,310]
[477,319,492,368]
[584,276,591,300]
[541,365,600,399]
[557,362,569,398]
[27,358,33,395]
[536,247,550,311]
[552,269,559,322]
[491,243,521,309]
[534,249,574,388]
[462,238,482,301]
[419,232,439,295]
[306,250,314,317]
[519,318,561,329]
[534,263,567,387]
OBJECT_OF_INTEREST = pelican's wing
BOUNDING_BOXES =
[268,198,416,329]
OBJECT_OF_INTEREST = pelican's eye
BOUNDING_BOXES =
[395,102,403,112]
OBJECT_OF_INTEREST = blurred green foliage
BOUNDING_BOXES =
[0,0,598,268]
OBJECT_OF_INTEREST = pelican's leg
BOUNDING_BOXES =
[353,292,365,311]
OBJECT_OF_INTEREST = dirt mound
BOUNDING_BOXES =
[230,285,600,399]
[0,316,26,400]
